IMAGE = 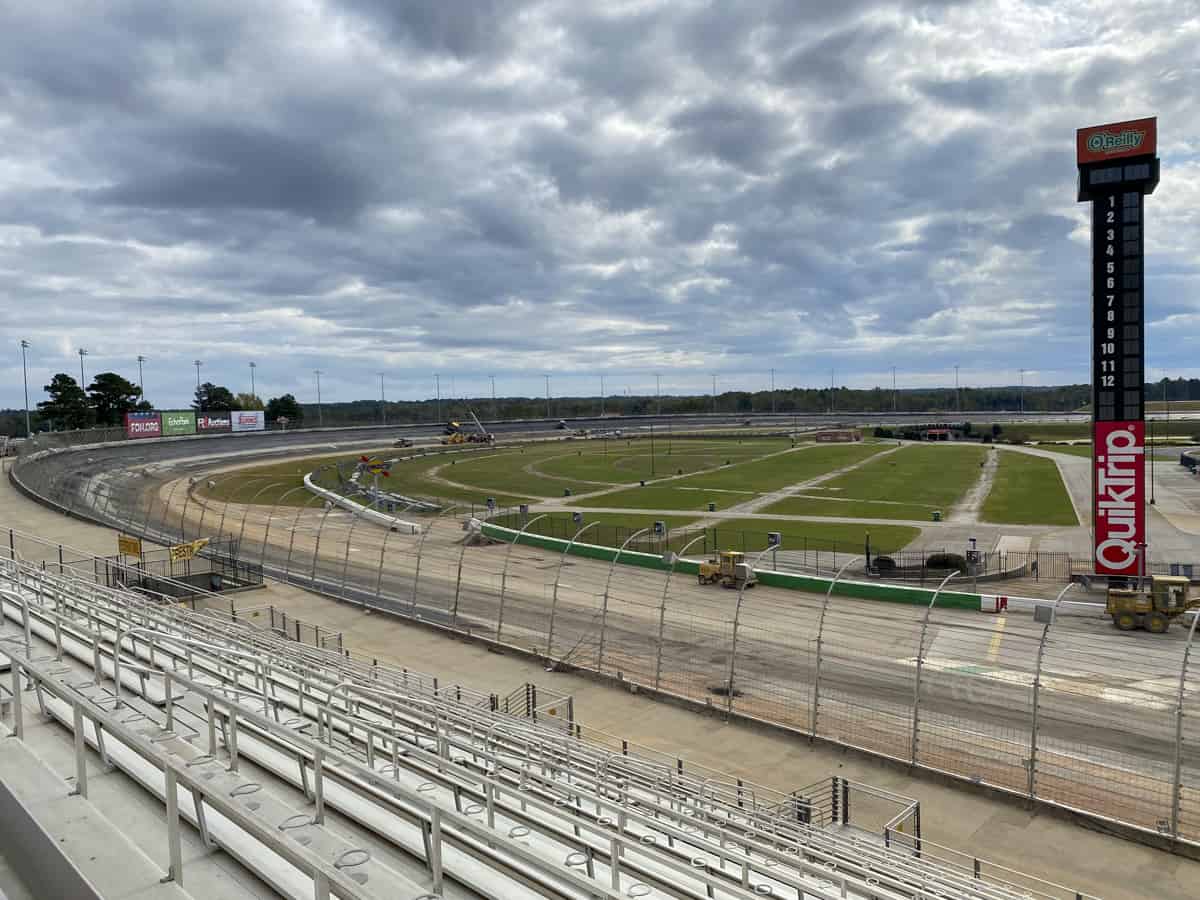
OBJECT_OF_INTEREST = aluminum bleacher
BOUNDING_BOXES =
[0,554,1097,900]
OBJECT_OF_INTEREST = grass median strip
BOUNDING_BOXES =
[981,452,1077,525]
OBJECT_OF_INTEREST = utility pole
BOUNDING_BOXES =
[891,366,897,414]
[490,374,497,421]
[20,340,31,437]
[314,370,323,426]
[1019,369,1025,414]
[378,372,386,425]
[544,374,551,419]
[955,364,960,413]
[770,367,776,414]
[78,348,89,389]
[193,359,202,392]
[600,374,605,417]
[656,373,662,416]
[435,373,441,422]
[248,361,257,401]
[137,355,146,404]
[830,368,835,415]
[711,373,717,414]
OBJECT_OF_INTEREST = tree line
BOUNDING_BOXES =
[3,375,1196,437]
[2,372,305,434]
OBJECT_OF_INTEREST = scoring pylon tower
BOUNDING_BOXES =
[1076,117,1159,577]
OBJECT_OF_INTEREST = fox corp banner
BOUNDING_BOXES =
[124,411,161,439]
[1093,420,1146,576]
[230,410,265,432]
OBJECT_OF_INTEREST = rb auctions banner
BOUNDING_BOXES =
[230,410,265,432]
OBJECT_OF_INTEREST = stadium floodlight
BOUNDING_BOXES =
[20,339,31,437]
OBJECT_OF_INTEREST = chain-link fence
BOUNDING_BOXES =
[9,433,1200,855]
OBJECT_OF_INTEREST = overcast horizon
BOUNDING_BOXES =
[2,1,1197,410]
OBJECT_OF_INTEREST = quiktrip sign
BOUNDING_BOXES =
[124,411,162,439]
[1093,421,1146,576]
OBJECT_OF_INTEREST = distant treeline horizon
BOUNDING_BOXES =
[6,377,1197,436]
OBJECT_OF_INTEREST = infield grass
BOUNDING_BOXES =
[981,452,1078,526]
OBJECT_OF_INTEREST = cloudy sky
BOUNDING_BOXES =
[2,0,1197,410]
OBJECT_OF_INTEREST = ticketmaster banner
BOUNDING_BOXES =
[230,410,265,432]
[160,410,196,436]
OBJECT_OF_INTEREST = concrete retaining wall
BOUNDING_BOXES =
[480,522,982,610]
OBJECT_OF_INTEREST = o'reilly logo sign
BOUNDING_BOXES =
[161,411,196,436]
[1086,128,1146,156]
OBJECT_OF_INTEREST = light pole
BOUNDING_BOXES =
[830,368,835,415]
[193,359,202,392]
[489,374,497,421]
[955,364,960,413]
[544,374,551,419]
[78,348,88,388]
[770,367,776,415]
[314,369,323,426]
[711,373,717,414]
[248,361,257,400]
[434,373,441,422]
[892,365,897,414]
[378,372,386,425]
[600,374,605,417]
[656,373,662,416]
[20,340,31,437]
[1019,369,1025,414]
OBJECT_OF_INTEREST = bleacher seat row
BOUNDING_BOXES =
[0,556,1084,900]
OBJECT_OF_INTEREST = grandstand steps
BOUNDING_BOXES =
[0,719,194,900]
[0,560,1087,900]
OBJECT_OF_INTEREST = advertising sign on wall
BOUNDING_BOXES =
[124,411,161,439]
[230,410,265,432]
[196,413,232,433]
[1093,420,1146,577]
[161,410,196,436]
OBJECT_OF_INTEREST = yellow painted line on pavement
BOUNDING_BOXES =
[987,616,1006,663]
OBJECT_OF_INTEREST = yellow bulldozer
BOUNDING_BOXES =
[1106,575,1196,633]
[698,551,757,590]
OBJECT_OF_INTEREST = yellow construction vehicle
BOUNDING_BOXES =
[441,432,467,445]
[697,551,756,590]
[1106,575,1196,633]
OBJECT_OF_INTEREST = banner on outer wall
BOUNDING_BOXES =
[124,411,161,439]
[230,410,265,432]
[1093,420,1146,577]
[160,410,196,436]
[196,413,232,433]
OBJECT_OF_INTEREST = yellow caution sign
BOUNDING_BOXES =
[117,534,142,557]
[169,538,209,562]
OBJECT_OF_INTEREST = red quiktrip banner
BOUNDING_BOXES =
[1093,420,1146,576]
[124,411,162,439]
[1076,117,1156,165]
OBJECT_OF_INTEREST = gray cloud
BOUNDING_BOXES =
[1,0,1198,410]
